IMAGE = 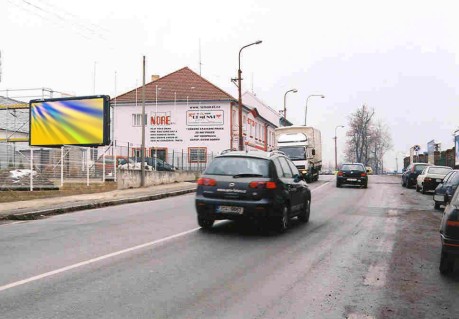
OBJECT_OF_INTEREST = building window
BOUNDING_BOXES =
[132,114,146,127]
[189,147,207,163]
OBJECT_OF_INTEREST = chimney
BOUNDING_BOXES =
[151,75,160,82]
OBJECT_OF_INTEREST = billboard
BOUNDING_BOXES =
[29,95,110,147]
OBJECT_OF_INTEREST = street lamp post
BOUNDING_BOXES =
[283,89,297,121]
[305,94,325,126]
[237,40,262,151]
[334,125,345,171]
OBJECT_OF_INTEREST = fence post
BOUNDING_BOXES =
[30,148,33,191]
[61,146,64,187]
[182,149,184,171]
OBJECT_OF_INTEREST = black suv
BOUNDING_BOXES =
[401,162,432,188]
[195,150,311,232]
[336,163,368,188]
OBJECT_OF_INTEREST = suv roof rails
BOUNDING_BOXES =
[220,149,237,155]
[269,150,286,157]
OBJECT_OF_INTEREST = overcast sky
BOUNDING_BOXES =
[1,0,459,171]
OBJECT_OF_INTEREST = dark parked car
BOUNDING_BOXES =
[132,157,176,171]
[195,150,311,232]
[336,163,368,188]
[439,187,459,274]
[434,170,459,209]
[401,162,432,188]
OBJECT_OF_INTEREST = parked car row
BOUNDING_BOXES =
[401,163,459,275]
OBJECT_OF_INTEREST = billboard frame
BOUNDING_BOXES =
[29,95,111,147]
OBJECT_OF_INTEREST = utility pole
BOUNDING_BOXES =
[141,56,146,187]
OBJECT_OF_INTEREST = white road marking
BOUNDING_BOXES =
[0,184,327,292]
[311,181,330,192]
[347,314,375,319]
[0,221,27,227]
[0,227,201,292]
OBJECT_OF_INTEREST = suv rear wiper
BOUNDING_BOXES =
[232,173,264,178]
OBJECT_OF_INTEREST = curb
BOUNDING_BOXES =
[4,188,196,221]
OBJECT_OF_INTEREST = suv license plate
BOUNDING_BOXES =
[217,206,244,214]
[347,178,357,181]
[436,179,442,182]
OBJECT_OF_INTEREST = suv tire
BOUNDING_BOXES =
[336,181,341,188]
[416,184,420,192]
[298,199,311,223]
[198,217,215,229]
[440,250,454,275]
[434,201,441,210]
[422,185,428,194]
[275,206,289,233]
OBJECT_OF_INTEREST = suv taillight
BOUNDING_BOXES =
[197,178,217,186]
[361,172,367,177]
[338,171,343,176]
[249,181,277,189]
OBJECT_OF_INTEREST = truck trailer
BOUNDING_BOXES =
[275,126,322,182]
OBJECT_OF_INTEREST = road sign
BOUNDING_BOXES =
[413,145,420,152]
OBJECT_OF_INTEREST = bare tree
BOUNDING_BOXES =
[344,105,392,174]
[344,104,374,164]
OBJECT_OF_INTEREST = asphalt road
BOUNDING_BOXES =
[0,175,458,319]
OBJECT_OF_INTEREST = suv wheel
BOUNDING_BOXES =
[401,178,406,187]
[434,201,441,210]
[416,184,420,192]
[421,185,427,194]
[336,181,341,188]
[440,250,454,275]
[275,206,289,233]
[197,217,215,229]
[298,199,311,223]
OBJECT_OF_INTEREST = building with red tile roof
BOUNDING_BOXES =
[112,67,281,167]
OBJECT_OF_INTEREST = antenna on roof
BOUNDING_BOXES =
[199,39,202,76]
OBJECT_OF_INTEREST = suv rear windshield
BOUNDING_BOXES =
[428,167,452,175]
[341,164,364,171]
[205,157,270,177]
[414,164,429,172]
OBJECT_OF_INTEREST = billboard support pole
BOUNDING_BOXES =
[86,148,90,186]
[30,148,33,191]
[61,146,64,186]
[103,151,106,182]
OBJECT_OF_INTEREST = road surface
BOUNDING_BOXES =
[0,175,457,319]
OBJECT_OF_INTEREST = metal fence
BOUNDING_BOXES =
[0,142,216,190]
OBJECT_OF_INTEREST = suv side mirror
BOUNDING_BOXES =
[293,174,303,182]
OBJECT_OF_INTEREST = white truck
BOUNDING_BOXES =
[274,126,322,182]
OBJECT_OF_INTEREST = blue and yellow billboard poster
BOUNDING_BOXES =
[29,95,111,147]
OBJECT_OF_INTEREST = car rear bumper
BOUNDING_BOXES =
[195,197,283,220]
[337,177,367,185]
[434,194,445,203]
[441,234,459,254]
[423,180,441,192]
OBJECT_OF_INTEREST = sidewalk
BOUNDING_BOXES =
[0,182,197,221]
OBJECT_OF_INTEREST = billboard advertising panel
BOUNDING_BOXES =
[29,95,111,147]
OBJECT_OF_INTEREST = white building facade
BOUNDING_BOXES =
[113,67,282,168]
